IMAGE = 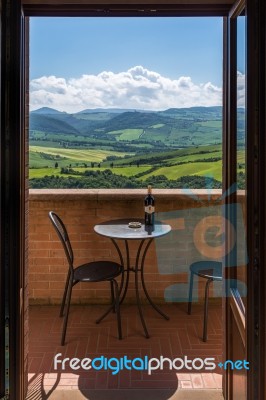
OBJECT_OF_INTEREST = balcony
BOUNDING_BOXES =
[27,189,234,399]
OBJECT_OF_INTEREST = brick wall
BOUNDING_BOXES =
[28,189,245,305]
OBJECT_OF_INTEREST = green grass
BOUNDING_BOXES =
[141,160,223,181]
[196,120,222,128]
[172,144,221,156]
[29,143,230,184]
[31,132,117,146]
[29,140,63,148]
[110,166,150,177]
[29,168,84,179]
[108,129,143,141]
[30,168,64,178]
[30,146,129,166]
[166,150,222,165]
[142,127,169,142]
[237,151,245,163]
[29,152,69,168]
[72,166,150,177]
[108,130,122,136]
[107,144,222,167]
[29,165,151,179]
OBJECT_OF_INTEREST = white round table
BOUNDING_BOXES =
[94,219,172,338]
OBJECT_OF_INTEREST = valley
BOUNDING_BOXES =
[29,106,245,188]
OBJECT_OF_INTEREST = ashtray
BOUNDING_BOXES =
[128,221,142,229]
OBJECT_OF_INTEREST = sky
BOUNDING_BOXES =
[29,17,238,113]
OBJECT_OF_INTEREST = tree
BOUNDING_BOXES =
[55,162,58,168]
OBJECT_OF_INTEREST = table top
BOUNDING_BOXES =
[94,218,171,240]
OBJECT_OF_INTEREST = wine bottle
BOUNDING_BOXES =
[144,185,155,226]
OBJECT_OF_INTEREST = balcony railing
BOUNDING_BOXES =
[28,188,240,305]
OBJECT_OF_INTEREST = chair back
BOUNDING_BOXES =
[49,211,74,269]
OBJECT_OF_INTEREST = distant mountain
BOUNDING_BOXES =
[30,114,80,135]
[31,107,66,115]
[160,106,222,118]
[100,111,173,132]
[164,106,222,113]
[29,106,225,147]
[76,108,154,114]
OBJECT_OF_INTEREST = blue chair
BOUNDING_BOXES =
[187,261,222,342]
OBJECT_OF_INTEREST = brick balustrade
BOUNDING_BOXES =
[29,189,245,305]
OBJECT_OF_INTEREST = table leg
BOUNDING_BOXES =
[135,239,150,338]
[140,238,169,321]
[96,234,169,336]
[119,240,130,304]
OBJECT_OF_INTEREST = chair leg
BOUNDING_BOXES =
[61,279,73,346]
[110,280,115,313]
[187,272,194,315]
[96,280,116,324]
[113,279,122,340]
[60,268,71,317]
[203,279,212,342]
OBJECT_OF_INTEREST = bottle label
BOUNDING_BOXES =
[145,206,155,214]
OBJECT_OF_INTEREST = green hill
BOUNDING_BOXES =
[30,114,80,135]
[29,106,224,147]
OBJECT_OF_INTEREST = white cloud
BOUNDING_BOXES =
[30,65,223,113]
[237,71,245,108]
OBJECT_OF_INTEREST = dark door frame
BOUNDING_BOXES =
[1,0,27,399]
[1,1,266,399]
[246,0,266,398]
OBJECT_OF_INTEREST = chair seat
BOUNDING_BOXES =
[74,261,123,283]
[190,261,222,281]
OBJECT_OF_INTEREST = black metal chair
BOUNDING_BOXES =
[187,261,222,342]
[49,211,123,345]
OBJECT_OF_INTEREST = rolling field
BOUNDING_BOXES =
[108,129,143,141]
[29,165,151,179]
[141,161,223,181]
[167,151,222,164]
[29,141,245,184]
[29,146,129,168]
[29,168,80,178]
[30,146,128,161]
[101,144,222,167]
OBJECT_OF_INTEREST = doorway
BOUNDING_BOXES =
[1,0,266,399]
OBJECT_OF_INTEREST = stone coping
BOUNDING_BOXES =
[29,188,226,201]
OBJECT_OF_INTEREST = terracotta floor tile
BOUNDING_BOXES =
[27,303,223,397]
[191,374,204,389]
[180,380,193,389]
[202,373,218,389]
